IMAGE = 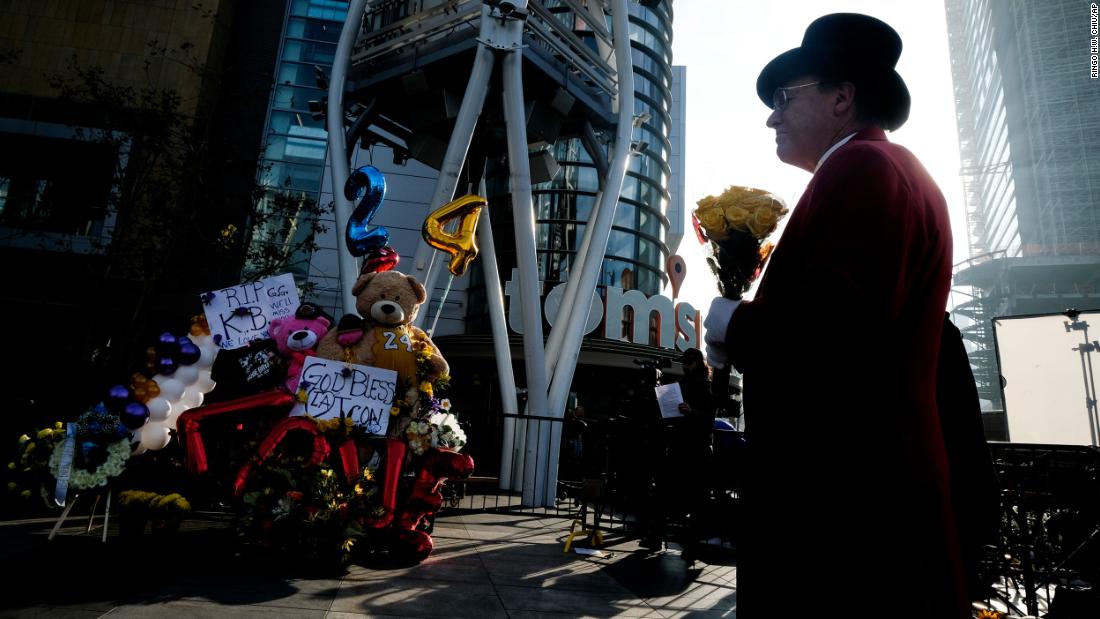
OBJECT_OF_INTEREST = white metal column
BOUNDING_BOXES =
[326,0,370,315]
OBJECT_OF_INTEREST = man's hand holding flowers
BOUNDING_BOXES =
[693,186,788,370]
[703,298,739,366]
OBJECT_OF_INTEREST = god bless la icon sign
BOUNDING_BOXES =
[296,357,398,436]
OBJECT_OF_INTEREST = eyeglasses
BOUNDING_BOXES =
[772,81,821,111]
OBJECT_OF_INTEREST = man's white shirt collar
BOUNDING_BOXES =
[814,132,858,172]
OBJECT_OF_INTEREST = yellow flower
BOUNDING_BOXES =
[976,610,1003,619]
[419,382,433,397]
[20,490,31,499]
[6,482,16,491]
[24,442,36,454]
[696,185,788,241]
[320,468,334,479]
[747,202,783,237]
[296,388,308,404]
[17,434,30,444]
[6,462,14,470]
[723,204,752,229]
[390,407,401,417]
[695,204,729,240]
[362,467,374,481]
[54,422,63,430]
[37,429,51,439]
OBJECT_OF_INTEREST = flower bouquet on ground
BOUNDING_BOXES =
[5,422,66,509]
[117,490,192,537]
[405,399,467,457]
[693,186,789,407]
[237,452,379,569]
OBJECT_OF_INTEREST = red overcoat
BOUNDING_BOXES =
[725,128,969,617]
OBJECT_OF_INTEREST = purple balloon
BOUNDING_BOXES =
[156,332,180,356]
[177,342,201,365]
[158,356,178,375]
[106,384,131,412]
[120,401,150,429]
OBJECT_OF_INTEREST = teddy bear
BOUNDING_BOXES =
[315,270,448,431]
[314,269,468,562]
[269,303,332,396]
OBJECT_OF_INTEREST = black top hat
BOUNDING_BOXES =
[756,13,911,131]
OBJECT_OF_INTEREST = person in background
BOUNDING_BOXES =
[702,14,968,618]
[644,348,717,555]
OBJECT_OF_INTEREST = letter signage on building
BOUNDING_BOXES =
[503,269,699,351]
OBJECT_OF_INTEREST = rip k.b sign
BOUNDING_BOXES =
[201,274,300,349]
[296,357,397,436]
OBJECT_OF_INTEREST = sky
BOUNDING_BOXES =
[668,1,968,312]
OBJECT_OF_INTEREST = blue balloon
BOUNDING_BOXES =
[158,356,178,376]
[106,385,131,412]
[177,342,201,365]
[120,401,150,429]
[157,332,180,357]
[344,165,389,257]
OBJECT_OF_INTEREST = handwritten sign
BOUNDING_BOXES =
[201,274,300,349]
[297,357,397,436]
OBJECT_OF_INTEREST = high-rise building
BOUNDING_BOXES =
[244,0,349,280]
[945,0,1100,414]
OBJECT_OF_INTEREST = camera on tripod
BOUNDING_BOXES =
[633,357,671,370]
[632,356,671,392]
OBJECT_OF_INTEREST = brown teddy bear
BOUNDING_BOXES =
[315,270,448,435]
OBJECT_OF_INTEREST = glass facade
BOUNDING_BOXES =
[245,0,348,278]
[528,0,675,298]
[949,0,1019,259]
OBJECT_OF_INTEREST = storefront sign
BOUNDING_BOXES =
[503,269,699,351]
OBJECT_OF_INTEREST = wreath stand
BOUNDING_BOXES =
[48,487,112,543]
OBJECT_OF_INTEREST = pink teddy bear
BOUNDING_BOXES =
[268,303,332,395]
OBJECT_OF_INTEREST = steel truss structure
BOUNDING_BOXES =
[324,0,640,506]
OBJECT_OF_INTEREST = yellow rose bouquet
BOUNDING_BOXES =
[692,186,788,300]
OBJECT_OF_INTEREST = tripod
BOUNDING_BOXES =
[1064,310,1100,447]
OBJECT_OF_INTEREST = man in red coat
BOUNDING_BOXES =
[703,14,970,618]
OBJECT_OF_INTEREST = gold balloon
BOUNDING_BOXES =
[422,194,485,276]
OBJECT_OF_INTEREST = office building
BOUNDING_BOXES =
[945,0,1100,415]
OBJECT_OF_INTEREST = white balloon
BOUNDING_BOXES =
[163,410,181,431]
[194,370,216,393]
[130,428,148,456]
[153,376,185,401]
[178,388,204,410]
[139,423,172,451]
[174,365,199,386]
[194,343,218,370]
[146,397,172,422]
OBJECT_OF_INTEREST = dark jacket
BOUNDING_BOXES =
[723,128,968,618]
